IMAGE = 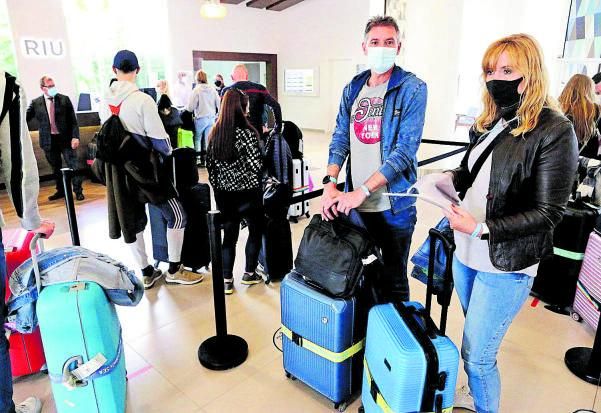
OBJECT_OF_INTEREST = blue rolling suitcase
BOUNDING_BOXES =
[37,281,126,413]
[361,228,459,413]
[281,272,366,411]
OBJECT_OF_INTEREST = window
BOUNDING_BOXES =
[62,0,168,106]
[0,0,18,76]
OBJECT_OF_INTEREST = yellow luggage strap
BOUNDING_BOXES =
[280,325,364,363]
[363,359,454,413]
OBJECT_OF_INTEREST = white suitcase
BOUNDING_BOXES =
[288,158,310,222]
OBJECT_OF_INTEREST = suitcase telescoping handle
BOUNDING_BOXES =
[425,227,455,336]
[61,168,81,247]
[29,233,46,293]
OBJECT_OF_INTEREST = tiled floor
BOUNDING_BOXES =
[6,130,601,412]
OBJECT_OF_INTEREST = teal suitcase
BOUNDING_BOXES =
[37,281,126,413]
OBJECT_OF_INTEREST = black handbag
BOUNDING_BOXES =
[294,212,381,298]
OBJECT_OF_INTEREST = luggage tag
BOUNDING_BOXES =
[71,353,108,382]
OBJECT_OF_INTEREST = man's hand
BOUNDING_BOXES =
[31,220,55,239]
[321,183,342,221]
[444,204,477,235]
[71,139,79,150]
[335,189,367,216]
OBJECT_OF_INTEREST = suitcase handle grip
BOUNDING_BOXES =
[62,355,88,388]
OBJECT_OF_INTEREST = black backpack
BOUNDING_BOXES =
[95,104,130,163]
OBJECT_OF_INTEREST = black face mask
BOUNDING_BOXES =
[215,80,223,87]
[486,77,523,108]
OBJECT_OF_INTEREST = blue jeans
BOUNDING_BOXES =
[0,234,15,413]
[453,256,534,413]
[193,116,215,153]
[360,207,416,301]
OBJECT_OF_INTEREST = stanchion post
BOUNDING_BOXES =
[61,168,80,246]
[198,210,248,370]
[565,318,601,385]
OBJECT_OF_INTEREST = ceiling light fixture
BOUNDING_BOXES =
[200,0,227,19]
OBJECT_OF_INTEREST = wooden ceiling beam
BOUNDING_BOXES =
[266,0,305,11]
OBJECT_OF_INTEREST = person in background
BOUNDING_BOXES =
[156,80,181,149]
[214,73,225,95]
[321,15,427,303]
[172,71,192,108]
[0,71,55,413]
[206,89,264,295]
[559,74,600,159]
[592,72,601,98]
[445,34,577,413]
[100,49,204,289]
[26,75,84,201]
[188,69,220,167]
[222,64,282,137]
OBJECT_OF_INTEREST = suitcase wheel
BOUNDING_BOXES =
[305,212,310,218]
[334,401,348,412]
[284,371,296,380]
[289,217,298,224]
[265,278,271,285]
[358,406,365,413]
[571,311,583,322]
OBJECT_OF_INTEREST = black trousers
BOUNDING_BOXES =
[44,134,82,194]
[214,189,264,278]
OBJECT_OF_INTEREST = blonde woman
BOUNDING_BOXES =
[444,34,578,412]
[559,74,601,158]
[188,69,220,166]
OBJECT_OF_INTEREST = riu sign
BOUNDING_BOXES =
[21,38,65,58]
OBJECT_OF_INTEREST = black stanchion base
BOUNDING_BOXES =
[198,335,248,371]
[565,347,601,385]
[545,304,571,316]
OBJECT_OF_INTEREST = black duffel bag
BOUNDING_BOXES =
[294,212,380,298]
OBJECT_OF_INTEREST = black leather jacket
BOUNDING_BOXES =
[450,108,578,272]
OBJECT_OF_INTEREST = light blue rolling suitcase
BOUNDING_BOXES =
[281,272,367,411]
[360,228,459,413]
[31,234,127,413]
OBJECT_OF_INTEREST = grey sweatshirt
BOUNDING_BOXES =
[187,83,220,118]
[0,72,42,230]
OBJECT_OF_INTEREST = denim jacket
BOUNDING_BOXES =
[6,247,144,333]
[328,65,428,214]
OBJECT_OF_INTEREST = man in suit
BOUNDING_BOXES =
[26,75,84,201]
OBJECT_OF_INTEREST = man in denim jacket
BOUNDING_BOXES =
[321,16,427,301]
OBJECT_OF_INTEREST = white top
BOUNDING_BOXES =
[454,118,538,277]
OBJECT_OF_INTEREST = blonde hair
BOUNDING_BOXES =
[196,70,208,84]
[475,33,558,136]
[559,74,598,145]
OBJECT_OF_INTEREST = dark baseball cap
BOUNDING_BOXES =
[113,50,139,72]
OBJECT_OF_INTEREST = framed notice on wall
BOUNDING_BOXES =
[284,68,319,96]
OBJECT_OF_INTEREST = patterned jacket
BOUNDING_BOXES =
[207,127,263,192]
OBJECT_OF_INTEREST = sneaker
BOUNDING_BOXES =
[454,385,476,411]
[255,264,267,279]
[241,271,263,285]
[143,268,164,289]
[224,279,234,295]
[15,396,42,413]
[48,192,64,201]
[165,264,204,285]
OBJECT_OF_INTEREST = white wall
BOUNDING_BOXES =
[455,0,571,117]
[6,0,77,104]
[166,0,280,82]
[403,0,465,144]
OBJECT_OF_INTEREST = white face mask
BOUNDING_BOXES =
[367,47,397,74]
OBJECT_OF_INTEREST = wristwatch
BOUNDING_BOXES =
[322,175,338,185]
